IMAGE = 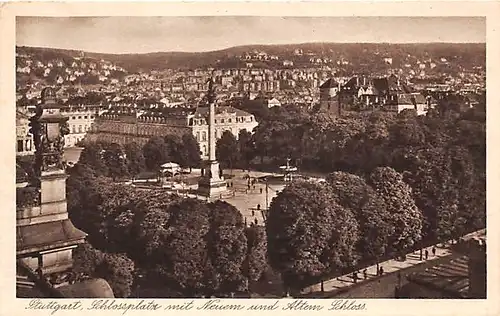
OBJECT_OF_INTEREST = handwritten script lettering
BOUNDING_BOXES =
[25,299,82,315]
[24,298,367,314]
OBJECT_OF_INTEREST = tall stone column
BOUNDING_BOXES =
[208,100,216,161]
[198,74,227,199]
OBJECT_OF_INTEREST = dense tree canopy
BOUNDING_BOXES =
[216,131,239,171]
[326,171,393,262]
[266,181,359,291]
[368,167,424,253]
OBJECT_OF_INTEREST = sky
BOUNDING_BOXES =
[16,16,486,54]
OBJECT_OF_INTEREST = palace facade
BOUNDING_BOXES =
[86,106,258,159]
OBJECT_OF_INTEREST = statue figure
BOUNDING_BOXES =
[206,71,216,105]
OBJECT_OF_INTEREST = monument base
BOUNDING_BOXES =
[198,160,227,199]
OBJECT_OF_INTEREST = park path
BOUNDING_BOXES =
[301,243,453,295]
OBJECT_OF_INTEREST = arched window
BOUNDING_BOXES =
[72,125,76,133]
[78,125,82,133]
[202,131,207,141]
[196,132,200,141]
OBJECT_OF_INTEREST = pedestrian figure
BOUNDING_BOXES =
[432,246,436,256]
[363,269,367,280]
[321,281,324,293]
[379,266,384,276]
[251,210,255,216]
[425,249,429,260]
[244,218,247,226]
[257,204,260,210]
[352,272,358,283]
[260,187,263,194]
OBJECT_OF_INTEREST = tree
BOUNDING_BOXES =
[238,129,256,169]
[266,181,359,292]
[73,243,135,298]
[245,225,268,282]
[180,133,201,171]
[72,242,105,280]
[124,142,146,179]
[368,167,423,254]
[155,198,211,296]
[142,136,169,171]
[207,201,248,294]
[164,134,183,164]
[102,142,129,181]
[94,253,135,298]
[326,171,393,263]
[78,141,108,176]
[216,131,239,172]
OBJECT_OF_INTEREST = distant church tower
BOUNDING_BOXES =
[317,78,342,116]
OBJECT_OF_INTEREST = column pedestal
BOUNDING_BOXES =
[198,160,227,199]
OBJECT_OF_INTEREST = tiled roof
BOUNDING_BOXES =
[193,106,253,118]
[398,93,427,105]
[319,78,339,89]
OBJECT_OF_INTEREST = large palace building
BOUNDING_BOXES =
[86,106,258,159]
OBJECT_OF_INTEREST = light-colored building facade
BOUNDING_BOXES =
[189,106,258,158]
[61,108,99,147]
[87,106,258,160]
[16,108,34,156]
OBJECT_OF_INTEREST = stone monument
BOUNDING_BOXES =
[197,73,227,199]
[17,87,87,288]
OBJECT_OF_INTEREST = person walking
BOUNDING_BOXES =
[432,246,436,257]
[260,187,263,194]
[425,249,429,260]
[363,269,367,280]
[379,266,384,276]
[352,272,358,283]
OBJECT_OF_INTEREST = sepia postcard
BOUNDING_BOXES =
[1,1,499,316]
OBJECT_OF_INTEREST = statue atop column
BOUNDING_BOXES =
[206,71,216,105]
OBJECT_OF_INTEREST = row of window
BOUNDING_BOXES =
[195,128,246,142]
[69,115,95,120]
[193,116,252,125]
[71,124,91,134]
